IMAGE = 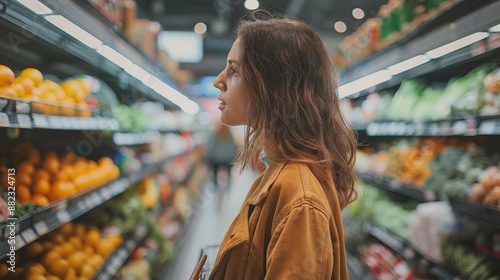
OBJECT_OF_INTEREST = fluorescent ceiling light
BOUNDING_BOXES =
[96,45,134,69]
[18,0,53,14]
[45,15,102,49]
[387,55,430,75]
[338,70,392,98]
[489,23,500,32]
[426,32,489,59]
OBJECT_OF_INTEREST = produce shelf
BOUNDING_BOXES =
[341,0,500,97]
[365,223,458,279]
[90,222,149,280]
[346,250,375,280]
[362,114,500,137]
[0,149,190,260]
[449,197,500,229]
[357,172,437,202]
[0,0,179,108]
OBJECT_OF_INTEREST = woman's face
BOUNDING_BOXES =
[213,38,249,126]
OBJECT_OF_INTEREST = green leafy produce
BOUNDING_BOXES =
[443,243,500,280]
[412,87,443,121]
[113,104,151,133]
[386,79,426,121]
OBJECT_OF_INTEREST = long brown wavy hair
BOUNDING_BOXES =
[234,14,357,209]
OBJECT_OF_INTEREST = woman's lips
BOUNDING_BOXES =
[218,102,226,110]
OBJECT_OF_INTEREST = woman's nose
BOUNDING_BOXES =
[213,72,226,92]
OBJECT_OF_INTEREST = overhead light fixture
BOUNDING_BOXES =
[338,70,392,98]
[244,0,259,10]
[194,22,207,35]
[45,15,102,49]
[489,23,500,32]
[426,32,489,59]
[17,0,53,15]
[334,21,347,33]
[387,55,430,75]
[352,8,365,20]
[151,80,200,115]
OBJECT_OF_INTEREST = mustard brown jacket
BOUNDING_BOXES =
[208,161,349,280]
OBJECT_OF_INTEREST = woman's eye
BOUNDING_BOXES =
[229,67,237,76]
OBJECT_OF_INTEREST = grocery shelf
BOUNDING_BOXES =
[449,197,500,229]
[0,0,179,108]
[0,149,190,260]
[341,0,500,97]
[32,114,120,131]
[362,114,500,137]
[365,223,458,279]
[357,172,437,202]
[90,222,149,280]
[346,250,375,280]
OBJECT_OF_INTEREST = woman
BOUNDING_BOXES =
[210,13,357,280]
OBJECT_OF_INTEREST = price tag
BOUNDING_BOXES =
[479,120,497,135]
[53,200,68,212]
[17,114,31,128]
[101,187,112,200]
[21,228,38,243]
[366,123,378,136]
[118,249,128,260]
[57,211,71,224]
[424,190,436,201]
[0,112,10,126]
[441,121,452,135]
[32,114,49,128]
[465,118,477,135]
[15,235,26,249]
[414,122,424,136]
[389,180,401,190]
[34,221,49,236]
[452,120,467,135]
[429,123,440,136]
[91,193,102,206]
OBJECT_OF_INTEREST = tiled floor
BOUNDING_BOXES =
[164,166,259,280]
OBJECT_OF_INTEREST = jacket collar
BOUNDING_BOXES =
[248,161,286,205]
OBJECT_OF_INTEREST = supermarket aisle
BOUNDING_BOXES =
[166,166,259,280]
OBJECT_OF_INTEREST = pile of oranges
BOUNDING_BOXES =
[0,222,123,280]
[0,64,92,117]
[0,142,120,206]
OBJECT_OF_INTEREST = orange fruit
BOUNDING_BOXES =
[98,157,114,167]
[20,68,43,86]
[48,259,69,279]
[96,241,114,257]
[17,161,35,175]
[65,268,77,280]
[73,224,86,239]
[46,276,60,280]
[48,181,76,202]
[41,241,55,251]
[67,252,85,271]
[58,222,73,237]
[27,149,41,165]
[0,65,15,86]
[52,233,65,245]
[59,242,75,258]
[83,245,94,256]
[10,82,25,98]
[17,185,31,204]
[17,171,32,186]
[43,152,60,175]
[25,262,46,275]
[56,166,73,182]
[42,250,61,267]
[0,263,7,278]
[0,86,16,98]
[32,176,47,191]
[13,76,35,95]
[34,169,51,182]
[67,236,82,250]
[31,194,50,206]
[79,263,93,277]
[85,229,101,248]
[88,254,103,269]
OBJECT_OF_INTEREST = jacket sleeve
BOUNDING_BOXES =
[265,203,334,280]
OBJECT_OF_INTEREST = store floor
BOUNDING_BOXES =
[164,166,259,280]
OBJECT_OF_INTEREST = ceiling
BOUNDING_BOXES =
[135,0,387,78]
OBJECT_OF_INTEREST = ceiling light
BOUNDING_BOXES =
[338,70,392,98]
[489,23,500,32]
[244,0,259,10]
[194,22,207,35]
[45,15,102,49]
[387,55,430,75]
[426,32,489,59]
[17,0,53,15]
[352,8,365,20]
[334,21,347,33]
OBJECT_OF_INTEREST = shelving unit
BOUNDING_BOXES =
[343,0,500,278]
[0,149,191,259]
